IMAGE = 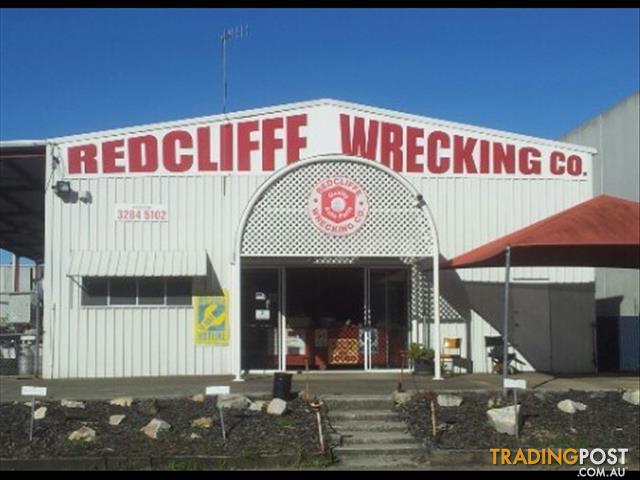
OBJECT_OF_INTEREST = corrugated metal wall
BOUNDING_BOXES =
[560,92,639,316]
[44,174,268,378]
[41,100,597,378]
[561,93,639,373]
[43,169,594,378]
[411,176,595,374]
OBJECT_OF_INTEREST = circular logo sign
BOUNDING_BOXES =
[308,176,369,236]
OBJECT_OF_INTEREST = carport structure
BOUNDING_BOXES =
[443,194,640,390]
[0,141,46,264]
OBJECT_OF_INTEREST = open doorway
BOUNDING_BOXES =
[241,266,410,372]
[286,268,364,370]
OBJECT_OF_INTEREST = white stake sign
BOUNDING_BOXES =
[21,386,48,441]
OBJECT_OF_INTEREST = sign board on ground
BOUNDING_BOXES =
[21,386,47,397]
[503,378,527,390]
[205,386,230,396]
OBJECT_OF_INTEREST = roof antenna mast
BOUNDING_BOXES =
[220,25,248,115]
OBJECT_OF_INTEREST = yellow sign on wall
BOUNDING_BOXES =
[194,291,229,346]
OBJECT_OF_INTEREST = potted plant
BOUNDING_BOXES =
[406,342,435,375]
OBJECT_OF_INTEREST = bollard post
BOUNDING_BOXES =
[309,398,324,453]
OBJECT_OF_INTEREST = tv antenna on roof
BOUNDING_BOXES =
[220,25,248,115]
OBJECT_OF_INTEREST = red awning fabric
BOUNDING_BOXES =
[443,195,640,269]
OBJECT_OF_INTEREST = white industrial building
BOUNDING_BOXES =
[561,92,640,372]
[1,99,599,379]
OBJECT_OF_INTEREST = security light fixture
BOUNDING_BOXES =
[52,180,71,195]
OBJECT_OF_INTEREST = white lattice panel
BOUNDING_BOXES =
[241,160,435,257]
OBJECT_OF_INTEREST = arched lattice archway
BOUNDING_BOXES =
[230,155,443,379]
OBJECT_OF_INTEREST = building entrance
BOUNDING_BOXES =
[241,266,409,371]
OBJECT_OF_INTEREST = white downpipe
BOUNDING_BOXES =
[231,260,243,381]
[433,255,442,380]
[280,267,287,372]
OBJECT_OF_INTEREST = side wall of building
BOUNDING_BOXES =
[561,92,640,371]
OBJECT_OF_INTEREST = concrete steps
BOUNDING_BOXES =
[323,395,427,469]
[340,431,421,445]
[328,409,398,421]
[330,420,408,432]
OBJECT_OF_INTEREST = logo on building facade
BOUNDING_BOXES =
[308,176,369,236]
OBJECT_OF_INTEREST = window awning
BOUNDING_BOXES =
[68,250,209,277]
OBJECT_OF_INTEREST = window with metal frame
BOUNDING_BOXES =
[81,277,192,307]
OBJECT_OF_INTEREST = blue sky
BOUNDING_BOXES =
[1,8,639,263]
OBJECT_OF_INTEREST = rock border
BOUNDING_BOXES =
[0,452,334,470]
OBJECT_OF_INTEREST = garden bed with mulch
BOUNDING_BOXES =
[0,396,330,468]
[395,390,639,461]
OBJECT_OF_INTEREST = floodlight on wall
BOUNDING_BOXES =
[52,180,71,196]
[78,191,92,203]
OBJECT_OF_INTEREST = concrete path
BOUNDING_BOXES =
[1,372,638,403]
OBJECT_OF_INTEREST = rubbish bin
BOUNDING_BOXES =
[18,341,34,376]
[272,372,293,400]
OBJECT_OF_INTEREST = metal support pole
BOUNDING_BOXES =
[231,260,243,382]
[513,388,519,439]
[502,246,512,396]
[433,255,442,380]
[29,395,35,441]
[12,254,20,292]
[218,405,226,444]
[34,282,41,378]
[221,35,227,114]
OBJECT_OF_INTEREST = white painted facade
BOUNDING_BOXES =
[41,99,596,378]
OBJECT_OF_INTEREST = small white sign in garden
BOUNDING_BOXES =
[21,386,48,441]
[503,378,527,438]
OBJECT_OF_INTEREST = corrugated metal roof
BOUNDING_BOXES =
[67,250,208,277]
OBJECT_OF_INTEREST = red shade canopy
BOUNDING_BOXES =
[443,195,640,269]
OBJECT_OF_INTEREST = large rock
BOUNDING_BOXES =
[557,399,587,414]
[110,397,133,407]
[217,394,250,410]
[249,400,266,412]
[487,397,506,409]
[109,414,126,426]
[622,390,639,406]
[392,390,412,405]
[137,399,158,416]
[487,405,521,436]
[267,398,287,416]
[33,406,47,420]
[191,417,214,429]
[61,399,85,409]
[140,418,171,439]
[437,394,463,407]
[68,426,96,442]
